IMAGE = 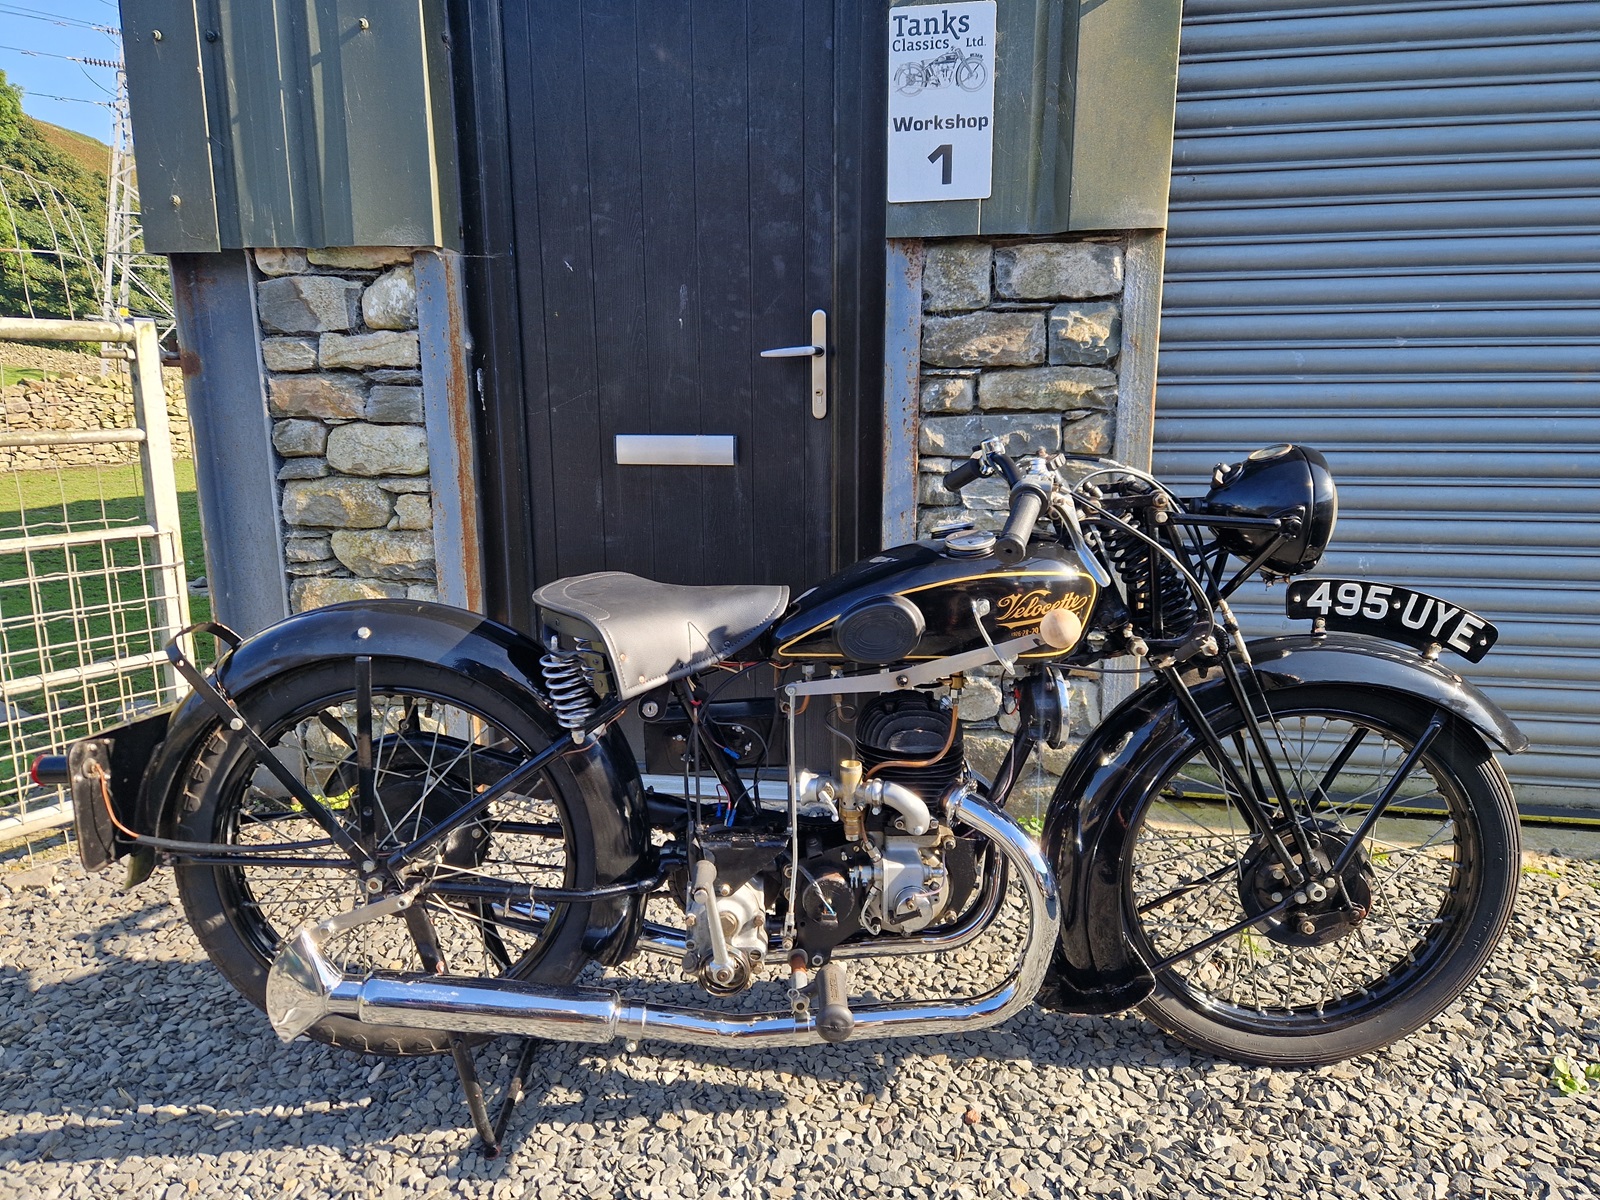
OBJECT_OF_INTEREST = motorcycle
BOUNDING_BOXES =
[893,48,988,95]
[39,437,1525,1155]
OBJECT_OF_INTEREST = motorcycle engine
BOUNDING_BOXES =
[854,691,964,802]
[791,691,980,961]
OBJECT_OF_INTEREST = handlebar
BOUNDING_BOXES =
[942,457,985,493]
[995,482,1047,564]
[943,445,1025,493]
[944,443,1050,563]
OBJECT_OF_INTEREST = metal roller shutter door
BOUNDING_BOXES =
[1154,0,1600,805]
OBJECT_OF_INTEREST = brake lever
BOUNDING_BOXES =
[1053,493,1113,587]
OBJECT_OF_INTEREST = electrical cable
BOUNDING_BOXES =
[0,4,118,34]
[16,90,109,107]
[0,42,121,68]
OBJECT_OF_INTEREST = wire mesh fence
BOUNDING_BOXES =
[0,316,194,851]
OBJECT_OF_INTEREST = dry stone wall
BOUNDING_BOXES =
[912,234,1128,814]
[253,247,438,613]
[0,367,192,471]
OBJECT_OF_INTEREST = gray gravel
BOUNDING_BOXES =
[1,848,1597,1200]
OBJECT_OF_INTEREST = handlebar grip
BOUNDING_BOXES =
[942,457,984,493]
[995,485,1047,564]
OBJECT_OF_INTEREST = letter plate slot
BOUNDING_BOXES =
[615,435,737,467]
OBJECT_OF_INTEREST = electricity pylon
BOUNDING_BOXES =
[100,65,136,322]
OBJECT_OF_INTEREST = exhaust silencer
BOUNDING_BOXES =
[266,794,1058,1050]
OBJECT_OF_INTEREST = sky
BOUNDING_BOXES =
[0,0,122,146]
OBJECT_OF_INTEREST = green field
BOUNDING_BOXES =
[0,460,210,808]
[0,366,48,387]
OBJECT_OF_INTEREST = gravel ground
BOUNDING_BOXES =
[0,847,1596,1200]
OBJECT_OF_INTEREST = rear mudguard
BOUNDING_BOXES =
[123,601,650,965]
[1036,631,1525,1014]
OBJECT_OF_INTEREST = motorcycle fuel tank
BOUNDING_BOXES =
[772,539,1098,664]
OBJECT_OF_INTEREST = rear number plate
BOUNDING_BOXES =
[1284,578,1499,663]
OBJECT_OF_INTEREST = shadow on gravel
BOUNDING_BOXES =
[0,945,1182,1176]
[0,906,806,1172]
[0,883,1207,1175]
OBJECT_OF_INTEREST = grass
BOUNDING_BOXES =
[31,118,111,180]
[0,460,209,806]
[0,366,49,387]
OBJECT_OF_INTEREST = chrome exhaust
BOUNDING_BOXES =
[265,793,1058,1049]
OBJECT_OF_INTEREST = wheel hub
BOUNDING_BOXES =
[1238,824,1375,948]
[330,736,489,869]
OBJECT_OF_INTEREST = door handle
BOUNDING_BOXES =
[759,309,828,419]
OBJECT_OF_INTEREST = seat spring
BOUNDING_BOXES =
[540,641,601,733]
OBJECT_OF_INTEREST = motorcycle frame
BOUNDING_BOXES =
[66,453,1526,1006]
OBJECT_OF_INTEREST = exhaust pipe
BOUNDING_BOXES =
[266,794,1059,1049]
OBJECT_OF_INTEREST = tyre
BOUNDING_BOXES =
[1121,684,1519,1065]
[894,63,927,95]
[955,57,986,91]
[174,658,604,1056]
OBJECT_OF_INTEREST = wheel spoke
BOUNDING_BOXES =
[194,674,578,1029]
[1124,692,1492,1036]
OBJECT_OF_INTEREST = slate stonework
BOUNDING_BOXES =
[913,234,1128,816]
[0,368,192,471]
[257,276,363,335]
[255,247,437,612]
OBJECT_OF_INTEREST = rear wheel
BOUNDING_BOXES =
[1122,684,1518,1065]
[894,62,927,95]
[175,659,602,1055]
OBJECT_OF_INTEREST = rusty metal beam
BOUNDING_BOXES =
[416,248,485,614]
[882,239,925,549]
[169,251,290,636]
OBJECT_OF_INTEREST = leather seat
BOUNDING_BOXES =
[532,572,789,702]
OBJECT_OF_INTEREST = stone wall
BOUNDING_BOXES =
[252,247,438,613]
[911,235,1128,814]
[0,368,192,472]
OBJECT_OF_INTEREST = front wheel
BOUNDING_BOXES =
[1122,684,1518,1065]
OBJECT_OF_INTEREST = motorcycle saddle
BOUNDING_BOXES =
[532,572,789,702]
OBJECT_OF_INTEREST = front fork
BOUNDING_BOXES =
[1154,607,1443,900]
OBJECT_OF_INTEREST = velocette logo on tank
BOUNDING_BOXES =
[993,588,1091,632]
[886,2,998,203]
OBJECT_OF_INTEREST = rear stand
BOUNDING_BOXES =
[449,1036,543,1157]
[163,629,549,1159]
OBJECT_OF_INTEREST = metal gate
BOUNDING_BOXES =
[1154,0,1600,805]
[0,316,192,843]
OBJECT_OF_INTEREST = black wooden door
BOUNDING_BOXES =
[454,1,885,627]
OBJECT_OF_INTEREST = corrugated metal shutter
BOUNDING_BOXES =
[1155,1,1600,803]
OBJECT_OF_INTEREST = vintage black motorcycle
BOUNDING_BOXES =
[43,437,1524,1154]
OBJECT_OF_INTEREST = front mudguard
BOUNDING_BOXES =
[1035,632,1525,1014]
[122,601,650,965]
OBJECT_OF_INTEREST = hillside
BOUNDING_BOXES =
[32,119,108,180]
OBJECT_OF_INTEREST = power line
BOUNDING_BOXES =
[23,91,111,108]
[0,5,118,35]
[0,43,123,68]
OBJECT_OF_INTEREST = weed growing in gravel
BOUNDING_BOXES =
[1549,1056,1600,1096]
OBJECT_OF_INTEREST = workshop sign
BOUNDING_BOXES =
[886,1,997,203]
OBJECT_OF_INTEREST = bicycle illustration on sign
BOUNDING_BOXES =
[893,49,987,95]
